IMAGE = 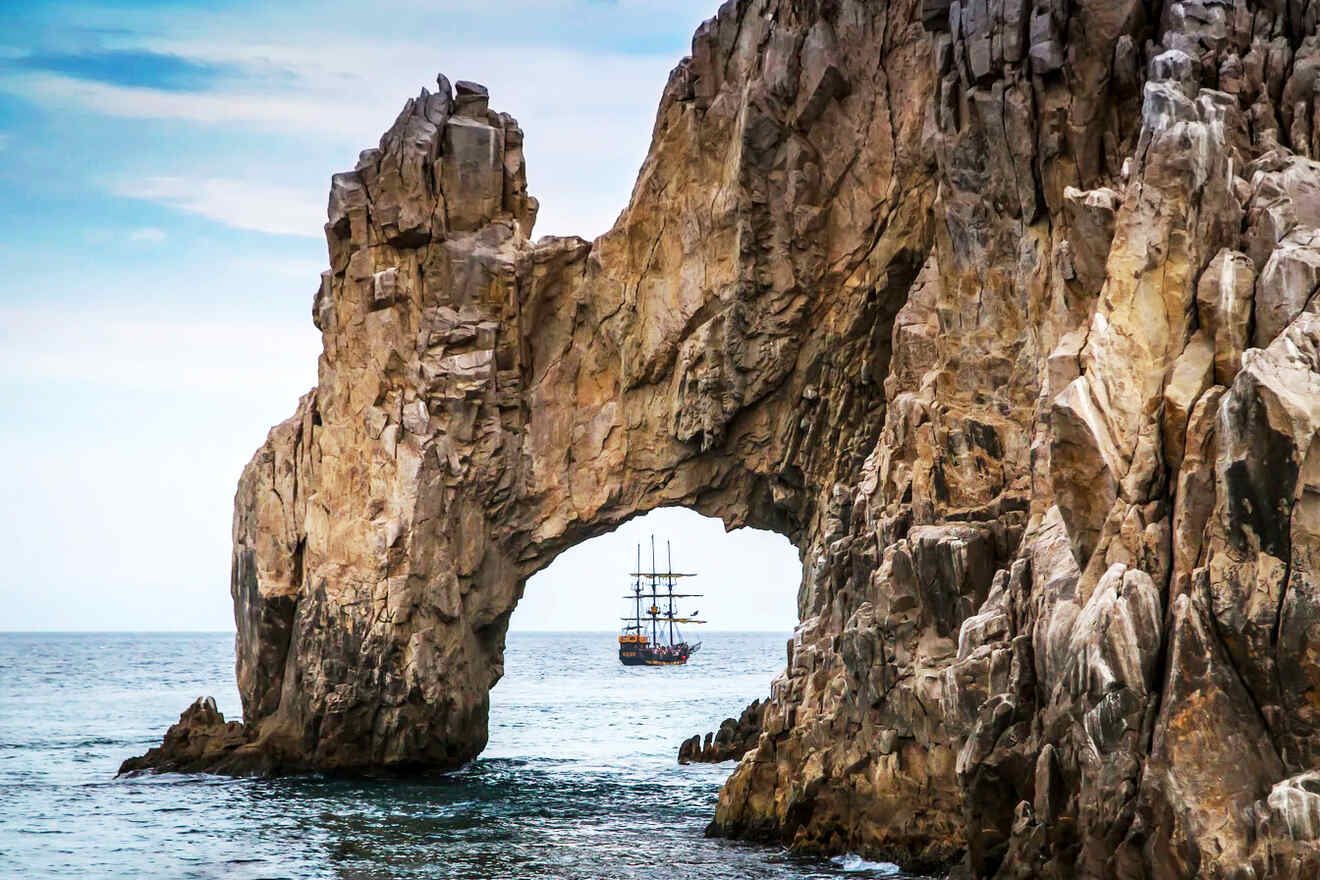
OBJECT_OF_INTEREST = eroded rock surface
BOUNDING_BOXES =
[129,0,1320,876]
[119,698,258,775]
[678,699,766,764]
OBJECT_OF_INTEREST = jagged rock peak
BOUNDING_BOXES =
[324,73,537,268]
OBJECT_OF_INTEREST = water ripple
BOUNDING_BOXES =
[0,632,928,880]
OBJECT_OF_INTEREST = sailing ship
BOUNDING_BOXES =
[618,536,705,666]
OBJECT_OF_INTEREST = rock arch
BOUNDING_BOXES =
[129,0,1320,876]
[227,4,937,777]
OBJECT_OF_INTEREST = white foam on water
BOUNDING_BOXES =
[828,853,903,875]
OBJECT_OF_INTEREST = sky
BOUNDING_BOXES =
[0,0,803,633]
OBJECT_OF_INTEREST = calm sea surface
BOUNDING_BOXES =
[0,631,924,879]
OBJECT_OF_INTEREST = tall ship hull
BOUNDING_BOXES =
[617,637,699,666]
[618,537,704,667]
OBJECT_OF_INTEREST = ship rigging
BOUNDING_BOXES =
[618,536,704,666]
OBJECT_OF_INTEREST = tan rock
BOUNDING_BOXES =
[1050,377,1122,565]
[1195,248,1256,386]
[1062,185,1120,298]
[1136,586,1285,877]
[1170,385,1225,582]
[126,2,1320,878]
[1254,226,1320,348]
[441,115,504,232]
[1161,330,1213,469]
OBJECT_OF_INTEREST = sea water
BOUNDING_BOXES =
[0,631,927,879]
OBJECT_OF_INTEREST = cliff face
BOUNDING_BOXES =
[127,0,1320,876]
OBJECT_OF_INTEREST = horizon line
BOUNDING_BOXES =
[0,627,793,634]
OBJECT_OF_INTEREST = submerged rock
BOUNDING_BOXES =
[128,0,1320,876]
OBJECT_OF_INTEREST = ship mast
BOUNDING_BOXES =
[650,535,659,647]
[667,541,675,647]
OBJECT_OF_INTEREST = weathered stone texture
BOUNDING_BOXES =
[127,0,1320,876]
[678,699,765,765]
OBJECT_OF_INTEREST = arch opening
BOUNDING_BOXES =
[511,506,801,636]
[486,505,800,767]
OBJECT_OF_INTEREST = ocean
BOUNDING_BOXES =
[0,631,922,879]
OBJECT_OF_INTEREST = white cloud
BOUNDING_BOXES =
[1,35,685,239]
[129,226,167,242]
[0,304,320,632]
[3,71,379,137]
[112,174,325,237]
[0,305,321,393]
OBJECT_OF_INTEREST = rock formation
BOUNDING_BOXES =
[678,699,766,764]
[126,0,1320,876]
[119,698,254,775]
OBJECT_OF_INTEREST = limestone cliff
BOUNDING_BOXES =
[127,1,1320,876]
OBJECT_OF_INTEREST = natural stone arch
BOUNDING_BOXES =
[127,0,1320,875]
[227,3,937,776]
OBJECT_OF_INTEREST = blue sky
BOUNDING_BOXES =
[0,0,802,632]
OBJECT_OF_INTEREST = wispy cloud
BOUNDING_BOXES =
[15,43,675,237]
[0,4,707,239]
[128,226,166,242]
[111,175,324,237]
[0,132,9,150]
[10,49,241,92]
[4,71,377,137]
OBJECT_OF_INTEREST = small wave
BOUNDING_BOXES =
[829,853,903,875]
[14,828,72,835]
